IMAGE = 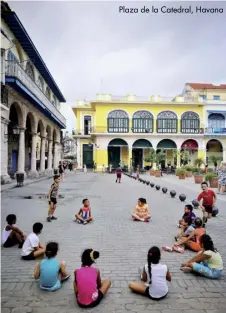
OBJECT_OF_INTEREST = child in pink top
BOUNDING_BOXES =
[74,249,111,308]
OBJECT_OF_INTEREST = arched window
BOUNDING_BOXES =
[208,114,225,129]
[45,87,51,100]
[25,61,35,81]
[181,111,200,134]
[37,76,44,91]
[84,115,92,135]
[132,110,153,133]
[107,110,129,133]
[157,111,177,133]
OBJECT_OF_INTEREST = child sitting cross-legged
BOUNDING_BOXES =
[129,246,171,300]
[132,198,151,222]
[75,199,93,225]
[175,216,195,241]
[2,214,25,248]
[34,242,70,291]
[21,223,45,260]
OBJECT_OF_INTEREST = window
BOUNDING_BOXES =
[25,62,35,81]
[84,115,91,135]
[213,95,220,100]
[208,113,225,129]
[157,111,177,133]
[7,51,19,64]
[132,111,153,133]
[200,95,207,100]
[181,111,200,134]
[107,110,129,133]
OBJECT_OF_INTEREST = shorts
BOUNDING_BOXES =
[145,287,168,301]
[188,240,202,252]
[49,197,57,205]
[77,290,103,308]
[116,174,121,178]
[3,236,17,248]
[40,279,61,291]
[203,205,213,214]
[21,251,35,260]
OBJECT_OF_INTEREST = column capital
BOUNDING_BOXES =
[31,132,38,137]
[40,135,46,140]
[19,127,26,132]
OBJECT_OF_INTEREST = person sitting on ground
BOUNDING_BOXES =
[2,214,25,248]
[175,216,195,241]
[129,246,171,300]
[132,198,151,222]
[163,217,205,254]
[34,241,70,291]
[178,204,196,227]
[181,234,223,279]
[75,199,93,225]
[21,222,45,260]
[74,249,111,308]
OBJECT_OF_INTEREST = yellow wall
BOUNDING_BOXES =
[121,147,128,165]
[196,90,226,101]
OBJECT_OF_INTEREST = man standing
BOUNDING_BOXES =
[198,181,216,224]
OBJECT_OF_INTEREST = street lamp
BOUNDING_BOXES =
[4,126,20,143]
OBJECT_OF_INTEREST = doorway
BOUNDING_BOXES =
[82,144,94,168]
[132,149,143,169]
[108,146,120,168]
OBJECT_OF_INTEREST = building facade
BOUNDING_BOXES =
[1,2,66,184]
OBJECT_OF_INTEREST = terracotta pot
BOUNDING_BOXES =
[186,171,193,177]
[179,175,185,180]
[209,177,218,188]
[155,170,161,177]
[194,175,203,184]
[149,169,155,176]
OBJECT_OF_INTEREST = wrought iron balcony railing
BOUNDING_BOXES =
[205,127,226,134]
[5,61,66,126]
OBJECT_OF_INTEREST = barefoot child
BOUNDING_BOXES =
[34,242,70,291]
[21,223,45,260]
[75,199,93,225]
[47,175,61,222]
[2,214,25,248]
[129,246,171,300]
[132,198,151,222]
[74,249,111,308]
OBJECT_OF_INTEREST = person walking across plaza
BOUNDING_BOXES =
[47,175,60,222]
[2,214,25,248]
[21,223,45,260]
[197,181,216,224]
[74,249,111,308]
[129,246,171,300]
[115,165,122,183]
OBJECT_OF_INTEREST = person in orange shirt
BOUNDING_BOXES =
[132,198,151,222]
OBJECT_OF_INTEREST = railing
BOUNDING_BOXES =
[205,127,226,134]
[5,61,66,127]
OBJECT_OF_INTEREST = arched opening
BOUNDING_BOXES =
[107,138,128,169]
[206,139,223,165]
[25,113,35,172]
[208,113,225,133]
[181,139,199,165]
[36,120,45,171]
[157,139,177,168]
[132,139,152,169]
[132,111,153,133]
[107,110,129,133]
[181,111,200,134]
[46,125,52,169]
[7,103,23,177]
[157,111,177,133]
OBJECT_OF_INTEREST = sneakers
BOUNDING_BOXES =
[162,246,173,252]
[51,216,58,220]
[46,217,52,222]
[61,275,70,282]
[173,244,184,254]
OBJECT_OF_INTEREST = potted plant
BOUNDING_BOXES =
[155,150,166,177]
[184,164,194,177]
[176,168,186,179]
[208,155,222,169]
[205,172,218,188]
[144,149,156,176]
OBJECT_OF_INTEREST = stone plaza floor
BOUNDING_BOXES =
[1,172,226,313]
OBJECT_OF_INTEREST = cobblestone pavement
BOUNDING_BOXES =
[1,172,226,313]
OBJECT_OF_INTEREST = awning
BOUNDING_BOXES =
[132,139,152,149]
[157,139,177,149]
[108,138,128,147]
[181,140,198,150]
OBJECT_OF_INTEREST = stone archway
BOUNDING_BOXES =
[46,125,53,170]
[25,112,36,172]
[157,139,177,168]
[132,139,152,169]
[206,139,223,165]
[36,120,45,172]
[181,139,199,165]
[107,138,129,169]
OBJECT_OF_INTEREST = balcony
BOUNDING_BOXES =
[5,61,66,128]
[205,127,226,135]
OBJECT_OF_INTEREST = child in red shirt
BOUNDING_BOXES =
[198,181,216,223]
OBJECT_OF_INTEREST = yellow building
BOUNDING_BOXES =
[72,92,217,171]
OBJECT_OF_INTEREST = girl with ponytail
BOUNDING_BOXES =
[34,241,70,291]
[129,246,171,300]
[74,249,111,308]
[181,234,223,279]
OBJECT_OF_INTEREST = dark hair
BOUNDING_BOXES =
[200,234,216,252]
[183,216,192,226]
[54,175,60,180]
[81,249,99,266]
[194,217,203,227]
[6,214,16,225]
[138,198,147,204]
[147,246,161,283]
[201,181,208,187]
[33,222,43,234]
[45,242,58,258]
[185,204,193,212]
[82,198,89,204]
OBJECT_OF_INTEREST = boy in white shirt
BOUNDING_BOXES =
[21,223,45,260]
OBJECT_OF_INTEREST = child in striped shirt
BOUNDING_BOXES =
[75,199,93,225]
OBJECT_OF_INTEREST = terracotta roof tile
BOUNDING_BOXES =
[187,83,226,90]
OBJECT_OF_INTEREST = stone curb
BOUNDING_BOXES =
[1,176,52,193]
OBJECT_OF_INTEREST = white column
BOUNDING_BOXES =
[223,149,226,162]
[31,133,37,171]
[17,128,25,173]
[1,117,11,183]
[48,140,53,169]
[40,136,46,172]
[176,150,181,168]
[53,142,58,169]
